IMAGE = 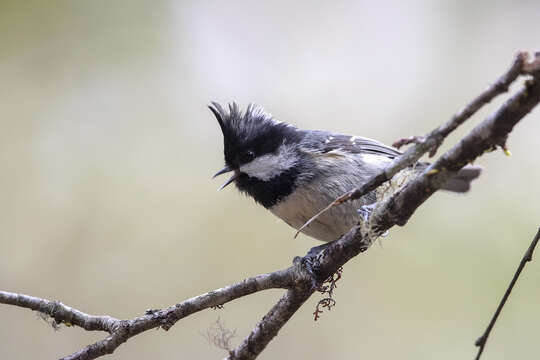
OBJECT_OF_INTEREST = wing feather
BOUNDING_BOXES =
[320,134,401,159]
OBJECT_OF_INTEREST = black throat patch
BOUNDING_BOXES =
[235,167,301,208]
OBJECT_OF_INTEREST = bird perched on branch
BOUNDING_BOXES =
[210,102,481,243]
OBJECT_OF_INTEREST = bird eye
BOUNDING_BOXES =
[240,150,255,163]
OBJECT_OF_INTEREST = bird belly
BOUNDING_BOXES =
[269,181,368,242]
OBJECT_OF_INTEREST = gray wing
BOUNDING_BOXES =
[304,131,401,159]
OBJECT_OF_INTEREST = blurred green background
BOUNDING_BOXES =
[1,1,539,359]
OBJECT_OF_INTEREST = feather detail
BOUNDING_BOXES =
[319,134,401,158]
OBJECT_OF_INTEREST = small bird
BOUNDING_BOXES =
[211,102,481,243]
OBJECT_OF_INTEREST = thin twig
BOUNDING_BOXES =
[474,227,540,360]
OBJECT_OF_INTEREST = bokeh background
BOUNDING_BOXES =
[1,1,539,359]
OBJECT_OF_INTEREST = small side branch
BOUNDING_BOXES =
[474,227,540,360]
[373,63,540,229]
[393,51,530,154]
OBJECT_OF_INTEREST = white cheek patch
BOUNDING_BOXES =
[239,145,298,181]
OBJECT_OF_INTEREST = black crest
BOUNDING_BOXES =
[209,102,302,168]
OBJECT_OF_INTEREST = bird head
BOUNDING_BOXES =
[210,102,303,190]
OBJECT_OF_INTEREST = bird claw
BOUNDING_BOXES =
[306,242,330,259]
[301,242,333,290]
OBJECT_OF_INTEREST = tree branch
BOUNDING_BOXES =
[374,64,540,229]
[228,288,314,360]
[474,227,540,360]
[296,51,531,237]
[0,268,299,360]
[1,52,539,360]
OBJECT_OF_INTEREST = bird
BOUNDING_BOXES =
[210,102,481,243]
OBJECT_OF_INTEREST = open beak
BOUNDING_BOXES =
[213,165,238,190]
[213,165,232,178]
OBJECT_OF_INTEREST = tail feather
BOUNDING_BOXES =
[441,165,482,193]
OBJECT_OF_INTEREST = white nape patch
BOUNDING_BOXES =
[239,144,298,181]
[350,136,359,142]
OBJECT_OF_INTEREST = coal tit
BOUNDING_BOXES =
[210,102,481,242]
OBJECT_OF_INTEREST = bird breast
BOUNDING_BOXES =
[268,152,413,242]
